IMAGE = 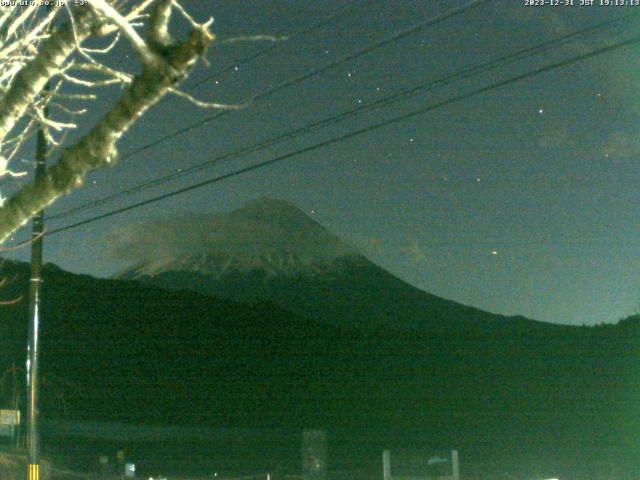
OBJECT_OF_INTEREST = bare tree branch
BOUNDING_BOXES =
[0,6,97,143]
[89,0,162,66]
[0,2,214,242]
[218,35,287,46]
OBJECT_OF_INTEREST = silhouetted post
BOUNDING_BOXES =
[26,81,48,480]
[11,362,19,448]
[451,450,459,480]
[302,430,326,480]
[382,450,391,480]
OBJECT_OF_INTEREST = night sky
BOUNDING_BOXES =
[5,0,640,326]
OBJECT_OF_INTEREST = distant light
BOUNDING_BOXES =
[492,251,498,255]
[538,108,544,114]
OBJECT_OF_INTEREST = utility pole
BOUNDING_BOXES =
[12,362,18,448]
[26,84,48,480]
[382,450,391,480]
[451,450,459,480]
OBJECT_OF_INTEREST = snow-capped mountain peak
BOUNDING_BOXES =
[116,197,359,279]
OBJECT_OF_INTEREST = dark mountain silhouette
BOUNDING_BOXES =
[0,260,637,477]
[116,197,552,334]
[0,199,636,477]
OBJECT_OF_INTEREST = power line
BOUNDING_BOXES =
[113,0,493,161]
[46,33,640,236]
[48,11,639,221]
[186,0,378,92]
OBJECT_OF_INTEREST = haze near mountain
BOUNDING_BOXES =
[114,197,357,278]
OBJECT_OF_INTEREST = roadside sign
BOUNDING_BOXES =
[0,410,20,426]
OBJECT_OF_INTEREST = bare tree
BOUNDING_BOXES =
[0,0,223,243]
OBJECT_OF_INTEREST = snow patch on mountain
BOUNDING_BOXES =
[113,197,360,279]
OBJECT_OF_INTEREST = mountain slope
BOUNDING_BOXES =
[0,259,638,478]
[1,198,637,477]
[117,197,357,279]
[116,197,551,334]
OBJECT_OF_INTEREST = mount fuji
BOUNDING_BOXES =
[0,198,635,477]
[116,197,543,333]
